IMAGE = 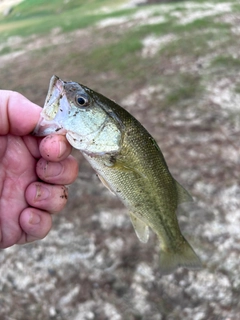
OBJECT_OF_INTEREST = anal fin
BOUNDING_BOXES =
[129,213,149,243]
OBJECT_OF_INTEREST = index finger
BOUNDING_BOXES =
[0,90,41,135]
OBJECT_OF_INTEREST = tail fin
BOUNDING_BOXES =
[159,238,202,275]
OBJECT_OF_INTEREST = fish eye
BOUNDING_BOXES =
[75,95,89,107]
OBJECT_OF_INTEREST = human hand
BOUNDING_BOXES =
[0,90,79,248]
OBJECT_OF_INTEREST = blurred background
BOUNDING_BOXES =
[0,0,240,319]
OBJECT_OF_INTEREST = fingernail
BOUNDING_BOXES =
[29,212,41,225]
[35,184,50,200]
[44,162,63,178]
[58,141,65,158]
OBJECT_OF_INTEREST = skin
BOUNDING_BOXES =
[0,90,79,249]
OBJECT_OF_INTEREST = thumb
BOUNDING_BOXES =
[0,90,41,135]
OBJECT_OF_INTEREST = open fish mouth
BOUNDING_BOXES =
[33,75,68,136]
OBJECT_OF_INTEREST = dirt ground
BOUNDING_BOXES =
[1,1,240,319]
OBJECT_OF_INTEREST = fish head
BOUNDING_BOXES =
[33,75,123,155]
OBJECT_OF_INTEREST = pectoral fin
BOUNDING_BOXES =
[129,213,149,243]
[97,174,116,196]
[105,156,147,180]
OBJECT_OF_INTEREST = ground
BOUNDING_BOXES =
[0,0,240,319]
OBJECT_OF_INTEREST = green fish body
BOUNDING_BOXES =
[34,75,201,274]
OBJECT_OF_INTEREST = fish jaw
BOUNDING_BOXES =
[33,75,69,136]
[33,117,67,136]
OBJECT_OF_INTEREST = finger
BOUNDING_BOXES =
[18,208,52,244]
[0,90,41,135]
[25,182,68,213]
[39,134,72,162]
[36,155,79,185]
[23,135,41,159]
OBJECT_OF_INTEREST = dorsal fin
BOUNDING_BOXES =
[175,180,193,204]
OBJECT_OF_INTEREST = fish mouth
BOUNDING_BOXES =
[33,75,68,136]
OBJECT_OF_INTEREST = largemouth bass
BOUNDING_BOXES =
[33,75,201,274]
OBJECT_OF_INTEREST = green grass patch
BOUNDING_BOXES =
[5,0,127,20]
[0,12,104,39]
[0,0,132,40]
[165,74,203,106]
[172,19,230,35]
[159,25,232,59]
[0,46,12,55]
[134,20,175,37]
[211,56,240,68]
[160,36,205,58]
[82,32,142,73]
[232,3,240,11]
[234,84,240,94]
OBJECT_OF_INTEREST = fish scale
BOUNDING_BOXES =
[33,75,202,274]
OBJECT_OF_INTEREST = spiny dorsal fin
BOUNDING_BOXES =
[129,212,149,243]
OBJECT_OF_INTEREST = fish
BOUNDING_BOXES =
[33,75,202,274]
